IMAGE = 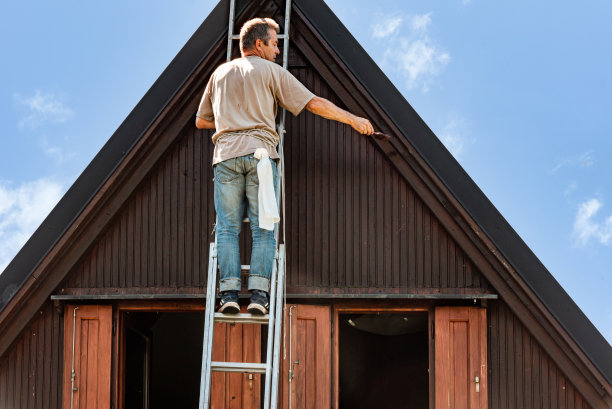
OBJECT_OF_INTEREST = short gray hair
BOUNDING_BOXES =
[239,18,280,51]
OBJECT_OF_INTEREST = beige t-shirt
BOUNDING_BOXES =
[197,55,315,164]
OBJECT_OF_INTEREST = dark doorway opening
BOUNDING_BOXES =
[124,311,204,409]
[338,312,429,409]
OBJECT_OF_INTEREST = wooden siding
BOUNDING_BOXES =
[284,66,488,294]
[0,298,596,409]
[0,301,63,409]
[59,125,214,295]
[488,300,593,409]
[57,46,491,297]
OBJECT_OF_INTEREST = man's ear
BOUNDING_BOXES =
[255,38,263,50]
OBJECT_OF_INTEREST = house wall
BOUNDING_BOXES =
[488,300,592,409]
[57,53,492,298]
[0,301,63,409]
[0,299,593,409]
[0,15,594,408]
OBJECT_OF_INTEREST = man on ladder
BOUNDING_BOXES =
[195,17,373,315]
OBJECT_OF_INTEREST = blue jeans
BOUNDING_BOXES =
[214,154,278,293]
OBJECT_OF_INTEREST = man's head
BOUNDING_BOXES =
[240,18,280,61]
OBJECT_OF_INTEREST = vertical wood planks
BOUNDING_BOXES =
[279,305,331,409]
[60,45,491,296]
[488,301,593,409]
[0,302,63,409]
[210,319,261,409]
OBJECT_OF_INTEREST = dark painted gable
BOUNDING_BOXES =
[0,0,610,401]
[56,42,492,298]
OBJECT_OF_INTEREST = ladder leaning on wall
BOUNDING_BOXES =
[198,1,292,408]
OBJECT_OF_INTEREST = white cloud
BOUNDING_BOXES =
[563,181,577,200]
[550,151,594,173]
[407,13,432,34]
[396,38,450,91]
[438,118,472,158]
[0,179,65,273]
[374,12,450,92]
[372,16,403,38]
[14,91,74,129]
[572,198,612,247]
[40,139,77,163]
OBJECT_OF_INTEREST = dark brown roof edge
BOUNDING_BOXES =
[294,0,612,384]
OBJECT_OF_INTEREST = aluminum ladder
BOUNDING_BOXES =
[198,1,292,408]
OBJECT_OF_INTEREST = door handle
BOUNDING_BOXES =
[289,360,300,380]
[474,376,480,393]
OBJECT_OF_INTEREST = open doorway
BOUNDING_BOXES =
[124,311,204,409]
[338,312,429,408]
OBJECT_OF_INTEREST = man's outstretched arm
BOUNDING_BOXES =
[305,96,374,135]
[195,117,215,129]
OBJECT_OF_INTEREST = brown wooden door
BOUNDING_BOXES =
[435,306,487,409]
[62,305,113,409]
[279,304,332,409]
[211,320,262,409]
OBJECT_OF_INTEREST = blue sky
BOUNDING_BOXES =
[1,0,611,345]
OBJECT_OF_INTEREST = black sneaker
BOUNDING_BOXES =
[218,291,240,314]
[247,290,269,315]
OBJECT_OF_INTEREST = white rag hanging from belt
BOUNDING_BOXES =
[254,148,279,230]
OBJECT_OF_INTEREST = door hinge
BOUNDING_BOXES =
[431,321,435,339]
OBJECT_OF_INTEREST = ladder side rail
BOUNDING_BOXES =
[201,0,234,403]
[202,257,217,409]
[199,243,219,409]
[226,0,236,62]
[274,120,285,245]
[263,250,280,409]
[269,245,286,409]
[276,0,292,245]
[281,0,292,70]
[269,3,292,407]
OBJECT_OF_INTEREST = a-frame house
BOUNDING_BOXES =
[1,0,611,408]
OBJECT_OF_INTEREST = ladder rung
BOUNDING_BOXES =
[214,312,270,324]
[230,34,288,40]
[211,361,267,373]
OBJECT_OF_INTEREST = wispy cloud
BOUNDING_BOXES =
[0,179,65,273]
[438,117,473,158]
[563,181,577,200]
[40,138,77,163]
[572,198,612,247]
[550,151,594,174]
[374,12,450,92]
[407,13,432,34]
[372,16,403,38]
[14,91,74,129]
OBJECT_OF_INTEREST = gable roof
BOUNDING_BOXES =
[0,0,610,397]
